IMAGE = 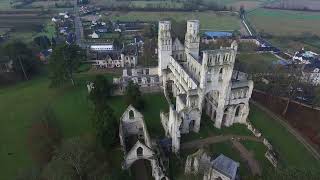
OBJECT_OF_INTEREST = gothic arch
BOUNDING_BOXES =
[219,68,223,75]
[123,141,155,169]
[137,147,143,157]
[129,110,134,119]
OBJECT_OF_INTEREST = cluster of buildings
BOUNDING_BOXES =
[88,43,138,68]
[293,49,320,85]
[88,20,109,39]
[51,11,75,44]
[86,19,148,40]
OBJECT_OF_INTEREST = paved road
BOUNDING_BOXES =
[181,135,262,150]
[251,100,320,161]
[73,0,84,48]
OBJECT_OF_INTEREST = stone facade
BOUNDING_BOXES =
[113,67,161,95]
[90,45,138,68]
[119,105,169,180]
[158,20,254,153]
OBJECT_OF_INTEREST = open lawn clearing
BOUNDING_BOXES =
[104,11,241,31]
[181,113,253,142]
[249,104,320,169]
[0,77,93,179]
[248,9,320,36]
[236,52,279,73]
[0,74,167,179]
[242,141,273,174]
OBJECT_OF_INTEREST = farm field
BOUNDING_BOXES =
[268,36,320,54]
[203,0,271,10]
[265,0,320,11]
[247,8,320,36]
[0,12,52,42]
[104,11,241,31]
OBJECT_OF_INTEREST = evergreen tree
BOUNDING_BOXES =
[49,44,85,87]
[89,75,114,108]
[125,80,144,110]
[93,105,118,150]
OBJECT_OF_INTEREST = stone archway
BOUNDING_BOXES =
[189,120,195,131]
[222,107,229,126]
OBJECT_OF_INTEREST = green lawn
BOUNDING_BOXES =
[181,113,252,142]
[242,140,273,174]
[104,11,241,31]
[0,74,167,179]
[0,77,93,179]
[236,52,279,73]
[249,104,320,170]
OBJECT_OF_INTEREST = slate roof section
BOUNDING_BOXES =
[212,154,239,180]
[204,31,233,39]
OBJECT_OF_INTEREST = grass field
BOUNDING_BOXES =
[249,104,320,170]
[236,52,279,73]
[104,11,241,31]
[2,72,320,179]
[248,9,320,36]
[268,36,320,54]
[0,74,168,179]
[0,77,92,179]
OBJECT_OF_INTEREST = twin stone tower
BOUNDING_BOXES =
[157,20,253,153]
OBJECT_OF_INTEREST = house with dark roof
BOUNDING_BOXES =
[89,44,138,68]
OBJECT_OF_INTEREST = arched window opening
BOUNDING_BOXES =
[235,106,240,117]
[219,68,223,75]
[129,110,134,119]
[137,147,143,157]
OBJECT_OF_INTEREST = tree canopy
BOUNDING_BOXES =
[1,41,39,79]
[49,44,85,87]
[92,105,118,150]
[125,80,144,110]
[89,75,114,108]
